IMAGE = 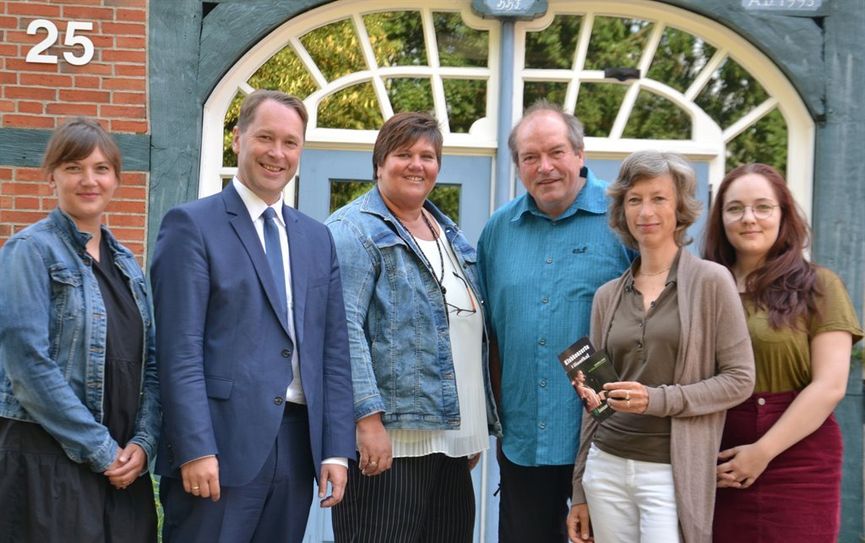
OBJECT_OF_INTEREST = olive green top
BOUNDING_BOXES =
[744,267,863,393]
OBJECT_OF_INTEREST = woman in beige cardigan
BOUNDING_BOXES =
[566,151,755,543]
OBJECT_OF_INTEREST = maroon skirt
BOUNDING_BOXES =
[713,391,841,543]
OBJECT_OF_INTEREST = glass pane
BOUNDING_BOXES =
[646,27,717,94]
[695,56,770,129]
[318,82,383,129]
[726,108,787,175]
[429,184,461,221]
[574,83,627,137]
[222,90,244,167]
[330,180,375,212]
[386,78,435,115]
[330,180,461,221]
[363,11,427,67]
[523,81,568,109]
[434,12,488,68]
[300,19,366,82]
[248,44,318,98]
[524,15,582,69]
[442,79,486,133]
[622,90,691,140]
[584,17,653,71]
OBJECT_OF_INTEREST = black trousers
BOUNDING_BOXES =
[333,453,475,543]
[497,446,573,543]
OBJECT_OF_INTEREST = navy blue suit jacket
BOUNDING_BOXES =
[151,183,355,486]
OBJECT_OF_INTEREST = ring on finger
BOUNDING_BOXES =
[625,391,630,401]
[627,399,631,408]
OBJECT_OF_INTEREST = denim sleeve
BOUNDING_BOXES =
[326,218,386,421]
[0,237,118,472]
[128,278,161,467]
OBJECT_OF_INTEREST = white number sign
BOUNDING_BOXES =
[26,19,95,66]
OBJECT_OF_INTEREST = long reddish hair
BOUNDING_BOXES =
[703,163,819,329]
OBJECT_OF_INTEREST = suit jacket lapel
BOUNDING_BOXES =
[283,205,305,346]
[222,185,290,334]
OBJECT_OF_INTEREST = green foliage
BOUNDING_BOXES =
[584,17,652,70]
[319,82,383,130]
[300,19,366,82]
[523,81,568,109]
[727,108,787,174]
[222,91,244,168]
[364,11,427,67]
[388,78,434,115]
[249,45,318,97]
[623,90,691,140]
[695,56,769,129]
[524,15,582,69]
[574,83,627,137]
[647,26,717,94]
[434,12,488,68]
[442,79,486,133]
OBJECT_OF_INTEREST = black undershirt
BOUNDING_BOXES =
[92,235,144,446]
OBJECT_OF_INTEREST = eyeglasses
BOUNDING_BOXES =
[445,271,478,317]
[722,202,779,222]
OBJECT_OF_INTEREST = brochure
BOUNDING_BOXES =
[558,337,619,422]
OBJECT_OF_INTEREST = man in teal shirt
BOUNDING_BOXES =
[478,101,632,542]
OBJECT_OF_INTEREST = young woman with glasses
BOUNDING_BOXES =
[704,163,862,542]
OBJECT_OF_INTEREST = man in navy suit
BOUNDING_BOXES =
[151,90,356,542]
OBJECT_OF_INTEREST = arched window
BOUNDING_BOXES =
[200,0,813,222]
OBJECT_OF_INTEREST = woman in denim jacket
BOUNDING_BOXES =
[327,112,500,542]
[0,118,159,542]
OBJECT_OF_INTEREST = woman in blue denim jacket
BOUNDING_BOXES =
[327,112,500,542]
[0,118,159,542]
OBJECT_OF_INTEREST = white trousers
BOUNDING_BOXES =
[583,444,682,543]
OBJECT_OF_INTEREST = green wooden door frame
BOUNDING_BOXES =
[149,1,864,538]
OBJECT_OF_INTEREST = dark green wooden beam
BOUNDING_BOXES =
[147,0,205,264]
[0,127,149,171]
[812,1,865,538]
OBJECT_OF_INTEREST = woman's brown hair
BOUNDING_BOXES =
[43,117,122,179]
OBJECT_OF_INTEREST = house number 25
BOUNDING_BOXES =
[26,19,95,66]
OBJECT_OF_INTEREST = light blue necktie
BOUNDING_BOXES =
[262,207,287,315]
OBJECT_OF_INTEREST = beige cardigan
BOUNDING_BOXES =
[572,249,755,543]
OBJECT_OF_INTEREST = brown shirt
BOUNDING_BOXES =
[594,254,680,463]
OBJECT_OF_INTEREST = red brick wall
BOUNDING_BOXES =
[0,0,149,263]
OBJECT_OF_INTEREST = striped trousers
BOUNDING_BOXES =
[332,453,474,543]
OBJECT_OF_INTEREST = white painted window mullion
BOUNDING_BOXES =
[684,47,727,101]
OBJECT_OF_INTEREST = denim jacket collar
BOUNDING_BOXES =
[48,207,134,266]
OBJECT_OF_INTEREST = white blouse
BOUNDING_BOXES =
[388,227,488,458]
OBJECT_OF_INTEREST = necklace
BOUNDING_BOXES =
[393,209,446,294]
[638,266,671,277]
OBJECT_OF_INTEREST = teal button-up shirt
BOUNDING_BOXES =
[477,168,633,466]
